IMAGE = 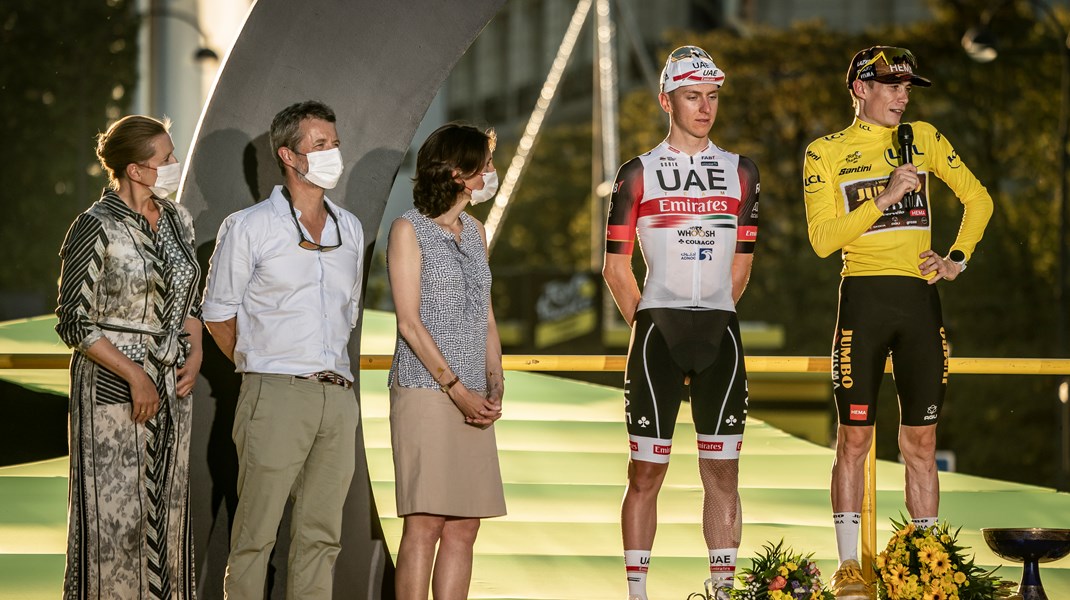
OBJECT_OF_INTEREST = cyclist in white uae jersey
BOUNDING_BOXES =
[603,46,760,600]
[606,143,759,312]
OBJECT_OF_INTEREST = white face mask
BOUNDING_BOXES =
[469,170,498,205]
[301,148,344,190]
[148,161,182,198]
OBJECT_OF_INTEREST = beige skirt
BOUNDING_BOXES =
[390,383,506,518]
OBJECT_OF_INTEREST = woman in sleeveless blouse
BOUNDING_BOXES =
[386,123,505,600]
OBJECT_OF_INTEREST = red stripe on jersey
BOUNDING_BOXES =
[648,214,695,229]
[738,225,758,241]
[626,566,649,573]
[606,224,635,242]
[637,196,739,218]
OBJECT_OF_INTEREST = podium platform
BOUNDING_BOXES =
[2,311,1069,599]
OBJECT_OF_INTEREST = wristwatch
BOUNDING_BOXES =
[439,374,460,394]
[948,249,967,272]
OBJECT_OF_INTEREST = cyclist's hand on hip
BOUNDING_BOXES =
[919,249,961,283]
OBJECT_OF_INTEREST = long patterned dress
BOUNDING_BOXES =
[56,190,201,599]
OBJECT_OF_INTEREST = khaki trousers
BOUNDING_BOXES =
[223,373,359,600]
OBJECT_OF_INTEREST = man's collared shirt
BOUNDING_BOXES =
[202,185,364,380]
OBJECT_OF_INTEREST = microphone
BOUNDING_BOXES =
[897,123,915,206]
[897,123,914,164]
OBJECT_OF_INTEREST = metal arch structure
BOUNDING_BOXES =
[178,1,505,597]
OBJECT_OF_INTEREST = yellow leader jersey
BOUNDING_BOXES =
[803,118,993,278]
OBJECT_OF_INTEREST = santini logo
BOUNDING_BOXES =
[839,165,872,176]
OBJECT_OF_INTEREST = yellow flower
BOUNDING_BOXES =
[877,555,887,569]
[953,571,967,585]
[778,565,789,577]
[917,546,934,564]
[930,551,951,576]
[923,587,947,600]
[941,534,951,544]
[786,561,797,572]
[900,577,921,598]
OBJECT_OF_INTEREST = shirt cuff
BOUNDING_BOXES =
[201,301,238,323]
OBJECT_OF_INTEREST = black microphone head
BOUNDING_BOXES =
[897,123,914,145]
[897,123,914,164]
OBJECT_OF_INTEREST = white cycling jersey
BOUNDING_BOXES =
[606,140,760,312]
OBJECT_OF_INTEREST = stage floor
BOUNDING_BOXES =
[3,312,1070,598]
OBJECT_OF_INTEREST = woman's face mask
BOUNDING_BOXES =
[469,170,498,205]
[141,161,182,198]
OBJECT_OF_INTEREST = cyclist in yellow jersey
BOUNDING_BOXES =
[802,46,993,599]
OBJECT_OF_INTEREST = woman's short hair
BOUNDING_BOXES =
[413,123,496,218]
[95,115,171,190]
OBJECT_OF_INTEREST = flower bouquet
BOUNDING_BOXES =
[730,540,835,600]
[875,518,1020,599]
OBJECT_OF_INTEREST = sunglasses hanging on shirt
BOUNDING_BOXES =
[283,188,342,252]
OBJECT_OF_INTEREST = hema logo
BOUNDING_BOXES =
[849,404,868,420]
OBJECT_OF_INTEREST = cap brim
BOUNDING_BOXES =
[874,73,932,87]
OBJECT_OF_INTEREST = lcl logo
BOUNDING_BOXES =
[885,145,924,167]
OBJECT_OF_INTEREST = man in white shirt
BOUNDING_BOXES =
[202,100,364,600]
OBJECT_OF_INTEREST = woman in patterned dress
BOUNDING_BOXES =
[387,123,506,600]
[56,115,201,599]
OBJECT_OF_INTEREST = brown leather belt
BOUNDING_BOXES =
[295,370,352,389]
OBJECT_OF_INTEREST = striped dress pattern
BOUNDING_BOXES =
[56,190,201,599]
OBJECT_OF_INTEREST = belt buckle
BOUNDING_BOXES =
[311,370,350,389]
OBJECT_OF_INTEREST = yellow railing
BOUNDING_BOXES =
[6,353,1070,375]
[363,355,1070,375]
[3,352,1068,586]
